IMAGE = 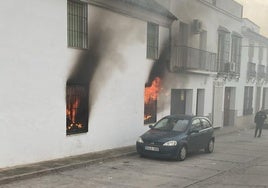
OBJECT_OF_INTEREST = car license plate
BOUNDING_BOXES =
[145,146,159,152]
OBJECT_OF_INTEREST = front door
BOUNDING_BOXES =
[171,89,186,115]
[224,87,231,126]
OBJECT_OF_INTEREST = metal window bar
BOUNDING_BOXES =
[147,23,159,59]
[67,0,88,49]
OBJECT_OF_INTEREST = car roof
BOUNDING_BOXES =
[164,114,210,120]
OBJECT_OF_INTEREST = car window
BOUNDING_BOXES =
[200,118,211,129]
[154,117,189,132]
[172,120,189,132]
[191,119,201,131]
[154,118,170,130]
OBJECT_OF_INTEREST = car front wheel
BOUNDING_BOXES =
[177,145,187,161]
[205,139,214,153]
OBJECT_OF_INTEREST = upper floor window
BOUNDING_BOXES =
[266,48,268,66]
[178,22,189,46]
[67,0,88,49]
[231,33,242,73]
[259,46,263,64]
[217,27,230,71]
[248,41,254,62]
[147,22,159,59]
[231,34,242,64]
[266,47,268,66]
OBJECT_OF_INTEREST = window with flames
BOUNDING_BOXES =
[66,83,89,135]
[144,77,161,124]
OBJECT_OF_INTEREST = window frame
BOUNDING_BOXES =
[231,34,242,72]
[190,118,201,131]
[217,28,230,72]
[147,22,159,60]
[67,0,88,49]
[200,118,211,129]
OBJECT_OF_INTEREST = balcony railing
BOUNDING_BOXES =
[170,45,217,73]
[247,62,256,80]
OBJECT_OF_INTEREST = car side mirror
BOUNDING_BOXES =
[149,125,154,129]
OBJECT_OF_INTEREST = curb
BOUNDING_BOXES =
[0,146,136,185]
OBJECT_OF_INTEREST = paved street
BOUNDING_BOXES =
[2,128,268,188]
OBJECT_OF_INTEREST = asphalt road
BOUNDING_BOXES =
[1,129,268,188]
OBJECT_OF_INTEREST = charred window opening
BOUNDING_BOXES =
[66,83,89,135]
[144,77,161,124]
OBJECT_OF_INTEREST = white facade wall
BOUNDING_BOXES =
[166,0,243,127]
[0,0,171,168]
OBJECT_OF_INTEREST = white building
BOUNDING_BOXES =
[0,0,176,168]
[157,0,268,129]
[1,0,268,169]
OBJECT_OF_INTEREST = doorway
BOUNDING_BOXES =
[196,89,205,116]
[171,89,186,115]
[223,87,236,126]
[171,89,193,115]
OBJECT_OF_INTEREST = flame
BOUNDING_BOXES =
[144,77,161,104]
[66,86,86,130]
[67,98,80,124]
[144,77,161,122]
[144,115,152,121]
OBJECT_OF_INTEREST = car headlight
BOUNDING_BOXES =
[163,140,177,146]
[137,137,144,143]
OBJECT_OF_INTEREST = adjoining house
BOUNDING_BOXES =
[1,0,268,169]
[157,0,268,129]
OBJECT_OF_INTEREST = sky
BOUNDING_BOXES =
[235,0,268,37]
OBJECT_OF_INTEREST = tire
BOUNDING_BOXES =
[205,139,214,153]
[177,146,187,161]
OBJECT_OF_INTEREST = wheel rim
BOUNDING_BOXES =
[209,140,214,152]
[180,147,186,160]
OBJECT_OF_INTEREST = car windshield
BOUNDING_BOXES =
[153,117,189,132]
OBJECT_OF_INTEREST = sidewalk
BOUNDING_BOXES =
[0,125,243,185]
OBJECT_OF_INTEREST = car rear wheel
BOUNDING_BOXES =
[177,146,187,161]
[205,139,214,153]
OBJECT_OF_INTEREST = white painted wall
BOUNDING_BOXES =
[0,1,167,168]
[0,0,68,168]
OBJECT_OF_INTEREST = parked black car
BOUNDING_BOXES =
[261,109,268,128]
[136,115,215,161]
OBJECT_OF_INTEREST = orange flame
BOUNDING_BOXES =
[144,77,161,104]
[66,92,83,130]
[67,98,80,124]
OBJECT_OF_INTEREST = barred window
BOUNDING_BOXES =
[67,0,88,49]
[259,46,263,63]
[231,34,242,74]
[248,41,254,62]
[218,30,230,71]
[147,22,159,59]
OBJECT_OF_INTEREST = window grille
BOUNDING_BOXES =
[217,30,230,72]
[67,0,88,49]
[147,22,159,59]
[231,35,242,73]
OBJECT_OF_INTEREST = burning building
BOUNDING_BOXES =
[2,0,268,169]
[0,0,176,168]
